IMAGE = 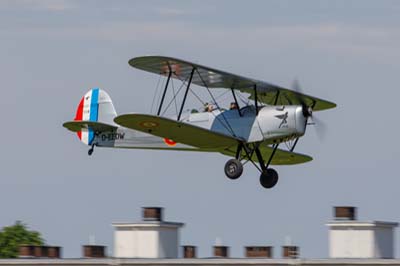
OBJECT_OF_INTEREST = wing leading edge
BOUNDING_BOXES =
[129,56,336,111]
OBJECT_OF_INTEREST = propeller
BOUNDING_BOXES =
[291,79,325,140]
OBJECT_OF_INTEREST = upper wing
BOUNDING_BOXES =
[129,56,336,111]
[221,144,313,165]
[63,121,117,132]
[114,113,241,149]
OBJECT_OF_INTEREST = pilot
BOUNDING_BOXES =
[204,102,214,112]
[204,102,209,112]
[229,102,238,110]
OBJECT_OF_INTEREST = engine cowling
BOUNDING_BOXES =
[257,105,307,143]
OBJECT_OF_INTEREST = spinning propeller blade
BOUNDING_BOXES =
[308,115,326,141]
[291,79,325,140]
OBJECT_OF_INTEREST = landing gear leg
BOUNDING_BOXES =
[88,144,95,156]
[255,144,280,189]
[235,143,243,160]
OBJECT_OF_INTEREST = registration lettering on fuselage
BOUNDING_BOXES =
[100,132,125,141]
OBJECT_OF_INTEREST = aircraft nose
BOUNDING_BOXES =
[295,106,307,135]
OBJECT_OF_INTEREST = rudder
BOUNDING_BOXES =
[74,88,117,145]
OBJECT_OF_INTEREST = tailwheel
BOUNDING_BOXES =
[224,159,243,180]
[259,168,279,189]
[88,144,95,156]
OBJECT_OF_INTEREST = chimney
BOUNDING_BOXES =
[282,246,299,259]
[47,246,61,258]
[213,246,229,258]
[142,207,163,221]
[245,246,273,258]
[83,245,106,258]
[18,245,35,258]
[182,245,196,258]
[334,206,356,220]
[19,245,61,258]
[33,246,44,257]
[41,246,50,258]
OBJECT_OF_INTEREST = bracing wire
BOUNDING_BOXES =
[167,72,240,138]
[214,89,230,101]
[188,87,236,136]
[189,89,207,108]
[170,78,179,116]
[171,73,237,135]
[151,74,163,114]
[195,68,236,137]
[238,92,251,106]
[161,76,189,117]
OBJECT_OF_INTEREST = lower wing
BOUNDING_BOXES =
[221,145,312,165]
[114,113,312,165]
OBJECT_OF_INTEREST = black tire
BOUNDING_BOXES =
[224,159,243,180]
[259,168,279,189]
[88,149,93,156]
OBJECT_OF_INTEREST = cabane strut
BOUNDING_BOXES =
[177,68,195,121]
[157,65,172,116]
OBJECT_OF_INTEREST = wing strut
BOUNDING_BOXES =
[254,85,259,115]
[265,144,279,168]
[290,137,300,152]
[273,90,280,105]
[157,65,172,116]
[177,67,195,121]
[231,88,242,117]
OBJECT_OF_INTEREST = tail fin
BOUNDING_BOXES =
[72,88,117,145]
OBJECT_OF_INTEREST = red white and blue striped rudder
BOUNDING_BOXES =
[74,88,117,145]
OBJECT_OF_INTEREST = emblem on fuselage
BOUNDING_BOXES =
[275,112,288,128]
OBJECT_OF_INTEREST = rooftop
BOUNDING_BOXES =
[2,258,400,265]
[112,221,184,228]
[326,220,399,228]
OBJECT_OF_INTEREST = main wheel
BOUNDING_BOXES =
[88,148,94,156]
[259,168,279,189]
[224,159,243,180]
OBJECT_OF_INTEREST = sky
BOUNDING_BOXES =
[1,0,400,259]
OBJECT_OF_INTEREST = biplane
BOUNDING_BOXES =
[63,56,336,189]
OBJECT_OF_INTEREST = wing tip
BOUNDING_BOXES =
[288,153,313,164]
[327,101,337,109]
[314,101,337,111]
[63,121,80,132]
[129,55,172,68]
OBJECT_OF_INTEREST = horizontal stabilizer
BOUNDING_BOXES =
[114,114,241,149]
[63,121,117,133]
